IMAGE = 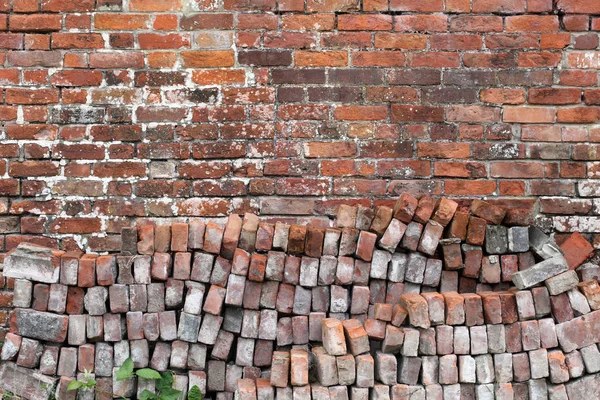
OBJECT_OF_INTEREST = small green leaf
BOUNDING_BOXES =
[83,379,96,389]
[188,385,202,400]
[135,368,162,380]
[160,387,183,400]
[155,371,174,392]
[116,358,134,381]
[140,389,159,400]
[66,381,83,391]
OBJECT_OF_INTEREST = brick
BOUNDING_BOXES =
[3,244,60,283]
[379,218,407,253]
[569,287,592,316]
[154,225,171,252]
[170,223,189,253]
[287,224,306,255]
[417,221,444,256]
[172,252,191,281]
[481,256,501,284]
[479,292,502,325]
[339,227,359,257]
[442,240,463,271]
[470,199,507,225]
[443,292,465,325]
[405,252,427,284]
[485,225,508,255]
[400,293,430,329]
[512,255,569,289]
[577,263,600,282]
[210,256,232,287]
[203,222,224,254]
[430,198,458,226]
[559,232,594,270]
[466,216,486,246]
[12,279,31,308]
[203,285,226,315]
[370,206,393,237]
[401,222,423,252]
[498,292,518,324]
[392,193,417,223]
[355,230,376,262]
[578,280,600,310]
[335,204,357,228]
[305,227,325,258]
[270,351,290,388]
[321,318,346,356]
[289,348,309,386]
[108,284,129,313]
[410,330,432,361]
[546,270,580,295]
[552,292,575,323]
[402,328,420,357]
[351,206,373,231]
[103,314,122,342]
[331,255,351,285]
[198,313,223,345]
[133,256,152,284]
[319,229,340,258]
[1,333,22,361]
[149,342,170,372]
[436,325,454,355]
[354,354,375,388]
[151,252,171,281]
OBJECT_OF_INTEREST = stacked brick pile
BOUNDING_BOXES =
[0,193,599,399]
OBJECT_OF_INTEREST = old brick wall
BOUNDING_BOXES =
[0,0,599,254]
[0,201,598,398]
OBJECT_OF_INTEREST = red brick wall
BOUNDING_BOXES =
[0,0,599,253]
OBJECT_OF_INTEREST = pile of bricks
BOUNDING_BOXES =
[0,193,598,399]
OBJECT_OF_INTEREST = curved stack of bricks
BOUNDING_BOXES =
[0,194,599,399]
[1,0,600,398]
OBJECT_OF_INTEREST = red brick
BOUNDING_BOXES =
[430,34,483,50]
[473,0,525,13]
[530,88,582,105]
[338,14,392,31]
[394,15,447,32]
[481,88,526,104]
[390,0,442,11]
[10,14,62,32]
[506,16,559,32]
[334,105,388,121]
[556,0,600,13]
[374,33,427,50]
[560,232,594,270]
[181,51,235,67]
[450,16,503,32]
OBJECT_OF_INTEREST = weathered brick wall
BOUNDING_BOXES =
[0,0,599,254]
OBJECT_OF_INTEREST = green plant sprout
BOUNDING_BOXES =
[67,358,202,400]
[66,369,97,391]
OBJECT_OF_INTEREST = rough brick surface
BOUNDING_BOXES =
[0,0,598,380]
[0,0,592,255]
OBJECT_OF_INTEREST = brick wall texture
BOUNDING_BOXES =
[0,0,600,254]
[0,200,598,398]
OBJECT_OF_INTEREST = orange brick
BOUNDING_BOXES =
[480,89,526,104]
[503,107,556,123]
[334,105,388,121]
[338,14,392,31]
[295,50,347,67]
